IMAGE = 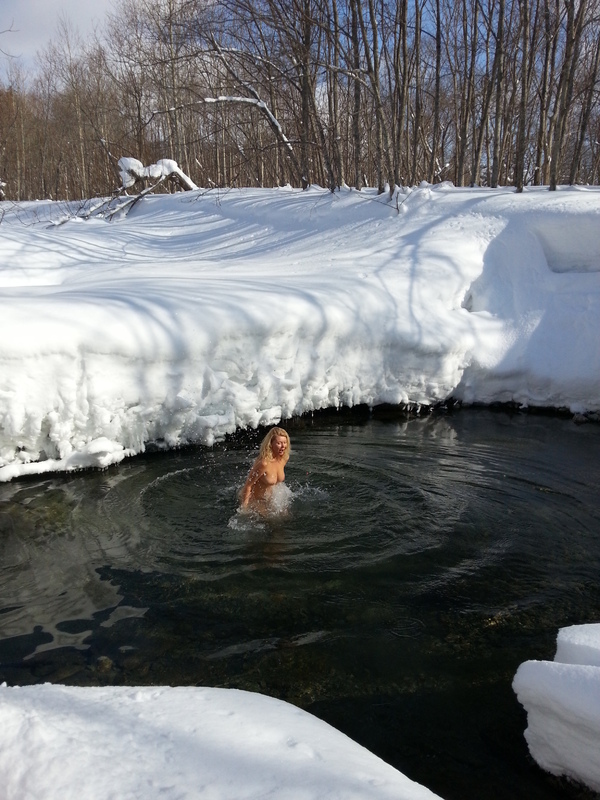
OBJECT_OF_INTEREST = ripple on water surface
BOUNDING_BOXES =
[1,410,600,800]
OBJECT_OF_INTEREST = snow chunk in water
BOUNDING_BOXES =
[513,622,600,793]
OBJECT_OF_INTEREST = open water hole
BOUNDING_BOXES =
[0,407,599,800]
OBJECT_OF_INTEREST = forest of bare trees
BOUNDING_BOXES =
[1,0,599,201]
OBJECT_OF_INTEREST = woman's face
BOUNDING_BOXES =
[271,434,288,458]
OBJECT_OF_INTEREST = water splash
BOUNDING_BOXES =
[228,482,294,530]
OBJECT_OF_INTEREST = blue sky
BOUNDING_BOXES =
[1,0,114,77]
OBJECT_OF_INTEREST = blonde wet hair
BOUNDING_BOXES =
[258,427,291,462]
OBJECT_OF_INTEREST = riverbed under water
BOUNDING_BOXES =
[1,407,599,800]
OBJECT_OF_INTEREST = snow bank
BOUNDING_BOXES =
[513,623,600,793]
[1,185,599,481]
[0,683,442,800]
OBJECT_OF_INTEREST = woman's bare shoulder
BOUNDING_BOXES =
[249,457,268,475]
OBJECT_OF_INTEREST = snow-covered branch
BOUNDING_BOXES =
[47,159,199,225]
[208,36,303,185]
[117,157,198,192]
[143,36,304,188]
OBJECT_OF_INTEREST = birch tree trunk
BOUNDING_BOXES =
[515,0,530,192]
[491,0,505,188]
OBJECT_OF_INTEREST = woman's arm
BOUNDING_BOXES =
[240,458,266,507]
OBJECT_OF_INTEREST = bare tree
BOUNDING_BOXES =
[514,0,530,191]
[569,32,600,183]
[2,0,600,199]
[549,0,589,190]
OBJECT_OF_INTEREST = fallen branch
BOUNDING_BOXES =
[117,157,198,192]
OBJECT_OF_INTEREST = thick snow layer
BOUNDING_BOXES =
[1,184,600,481]
[555,623,600,667]
[0,683,442,800]
[513,623,600,793]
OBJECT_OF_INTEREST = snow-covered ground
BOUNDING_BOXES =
[513,623,600,793]
[1,184,599,482]
[0,683,442,800]
[1,183,600,798]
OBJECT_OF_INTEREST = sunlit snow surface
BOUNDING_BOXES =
[0,183,599,483]
[513,623,600,793]
[0,684,441,800]
[2,184,600,798]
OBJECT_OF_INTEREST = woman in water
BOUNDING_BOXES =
[240,427,291,512]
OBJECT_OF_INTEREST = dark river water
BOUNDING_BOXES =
[1,407,599,800]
